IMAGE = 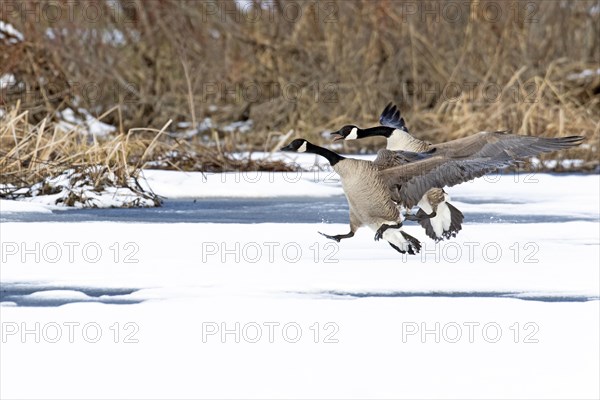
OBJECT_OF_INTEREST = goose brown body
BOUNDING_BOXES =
[333,158,400,230]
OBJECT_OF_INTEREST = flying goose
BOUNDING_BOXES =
[281,132,583,253]
[330,103,583,166]
[280,139,422,255]
[330,103,585,239]
[331,103,463,241]
[330,103,426,150]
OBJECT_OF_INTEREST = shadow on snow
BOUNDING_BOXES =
[0,282,144,307]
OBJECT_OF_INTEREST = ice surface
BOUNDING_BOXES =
[1,172,598,399]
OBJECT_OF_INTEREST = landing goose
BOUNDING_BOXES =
[330,103,583,168]
[331,104,463,241]
[280,139,422,255]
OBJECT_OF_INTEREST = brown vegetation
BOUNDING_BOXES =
[1,0,599,189]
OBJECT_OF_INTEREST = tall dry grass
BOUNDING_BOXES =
[1,0,599,178]
[0,104,292,190]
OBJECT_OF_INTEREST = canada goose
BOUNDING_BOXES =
[280,139,422,255]
[330,103,428,151]
[330,103,583,166]
[331,104,463,241]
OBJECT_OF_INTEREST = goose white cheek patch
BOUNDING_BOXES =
[347,127,358,140]
[297,142,308,152]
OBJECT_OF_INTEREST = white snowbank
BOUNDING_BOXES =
[1,171,598,399]
[3,167,158,209]
[0,199,54,214]
[140,169,342,198]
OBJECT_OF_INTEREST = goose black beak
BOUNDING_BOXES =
[330,131,344,142]
[280,144,294,152]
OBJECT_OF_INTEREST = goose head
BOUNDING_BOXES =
[330,125,397,142]
[281,138,345,166]
[280,138,310,153]
[330,125,359,141]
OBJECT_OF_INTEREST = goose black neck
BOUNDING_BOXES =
[306,142,345,166]
[360,126,395,138]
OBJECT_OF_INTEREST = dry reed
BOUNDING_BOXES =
[1,0,598,181]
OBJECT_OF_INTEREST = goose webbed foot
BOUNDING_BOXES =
[405,211,437,222]
[374,223,402,241]
[319,231,354,242]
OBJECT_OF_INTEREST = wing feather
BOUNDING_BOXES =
[379,102,409,132]
[437,131,584,159]
[373,148,436,171]
[380,132,583,207]
[380,156,513,207]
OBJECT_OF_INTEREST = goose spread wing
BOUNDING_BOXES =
[381,132,584,207]
[379,155,513,207]
[479,132,584,158]
[379,103,409,132]
[438,131,584,159]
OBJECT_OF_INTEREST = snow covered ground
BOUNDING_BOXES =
[1,168,599,399]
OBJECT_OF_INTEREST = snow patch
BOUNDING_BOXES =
[0,20,24,43]
[45,27,131,46]
[0,73,17,89]
[567,68,600,80]
[0,199,54,214]
[222,120,253,134]
[57,107,116,137]
[2,166,160,208]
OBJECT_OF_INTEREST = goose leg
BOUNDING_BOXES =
[374,223,402,241]
[405,211,436,222]
[319,231,354,242]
